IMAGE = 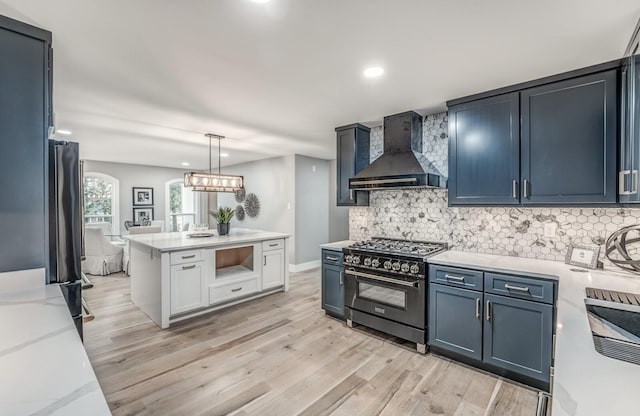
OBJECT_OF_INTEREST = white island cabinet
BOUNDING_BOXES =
[126,228,290,328]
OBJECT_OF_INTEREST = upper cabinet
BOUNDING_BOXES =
[335,124,370,206]
[520,70,617,204]
[448,93,520,205]
[620,55,640,203]
[448,62,620,207]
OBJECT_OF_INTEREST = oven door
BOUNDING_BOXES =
[344,267,425,329]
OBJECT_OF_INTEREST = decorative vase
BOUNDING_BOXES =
[217,223,230,236]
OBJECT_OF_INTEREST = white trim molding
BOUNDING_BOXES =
[289,260,321,273]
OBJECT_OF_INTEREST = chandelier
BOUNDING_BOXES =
[184,133,244,192]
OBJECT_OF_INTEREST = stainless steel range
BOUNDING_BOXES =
[343,237,448,353]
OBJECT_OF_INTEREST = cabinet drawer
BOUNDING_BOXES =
[210,278,259,305]
[263,239,284,251]
[429,265,483,291]
[322,249,344,265]
[170,250,202,265]
[484,273,554,304]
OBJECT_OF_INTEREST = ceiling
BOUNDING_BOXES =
[0,0,638,170]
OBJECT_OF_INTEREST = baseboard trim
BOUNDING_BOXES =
[289,260,321,273]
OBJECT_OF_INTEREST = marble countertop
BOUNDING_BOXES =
[125,228,290,252]
[0,270,111,415]
[320,240,355,250]
[428,250,640,416]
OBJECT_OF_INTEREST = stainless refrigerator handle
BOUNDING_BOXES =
[486,300,491,321]
[476,298,481,319]
[345,269,418,287]
[512,180,518,199]
[523,179,529,199]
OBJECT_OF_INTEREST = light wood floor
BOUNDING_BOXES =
[83,269,538,416]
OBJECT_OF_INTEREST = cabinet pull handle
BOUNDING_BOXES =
[181,254,196,259]
[620,170,630,194]
[350,189,354,200]
[339,271,344,286]
[326,256,339,261]
[231,287,242,292]
[512,180,518,199]
[269,243,278,247]
[632,170,638,195]
[486,300,491,321]
[444,274,465,282]
[523,179,529,199]
[264,256,266,266]
[505,283,530,292]
[476,298,481,318]
[182,265,196,270]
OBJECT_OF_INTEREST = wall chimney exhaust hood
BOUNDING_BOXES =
[349,111,447,190]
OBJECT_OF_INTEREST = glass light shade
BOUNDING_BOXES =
[183,172,244,193]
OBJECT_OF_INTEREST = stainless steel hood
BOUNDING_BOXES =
[349,111,447,190]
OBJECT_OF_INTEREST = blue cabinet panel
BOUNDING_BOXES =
[322,261,345,319]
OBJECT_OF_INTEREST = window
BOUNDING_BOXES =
[83,172,120,233]
[167,179,196,232]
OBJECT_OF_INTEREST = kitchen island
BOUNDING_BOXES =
[125,228,290,329]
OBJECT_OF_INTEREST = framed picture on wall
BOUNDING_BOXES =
[133,187,154,206]
[133,207,154,222]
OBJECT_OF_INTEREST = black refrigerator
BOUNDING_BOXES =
[48,140,84,340]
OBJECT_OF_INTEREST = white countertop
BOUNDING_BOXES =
[428,250,640,416]
[125,228,290,252]
[0,272,111,415]
[320,240,355,250]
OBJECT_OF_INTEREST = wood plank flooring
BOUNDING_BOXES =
[83,269,539,416]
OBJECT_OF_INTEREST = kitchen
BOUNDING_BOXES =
[1,1,640,415]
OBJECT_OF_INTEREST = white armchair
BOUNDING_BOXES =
[82,227,123,276]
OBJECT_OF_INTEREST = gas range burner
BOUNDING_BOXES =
[349,238,447,258]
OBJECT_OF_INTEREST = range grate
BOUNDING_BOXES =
[586,287,640,306]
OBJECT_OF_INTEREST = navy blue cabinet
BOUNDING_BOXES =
[483,293,553,384]
[0,15,52,273]
[321,249,345,319]
[335,124,370,206]
[521,70,618,204]
[448,93,520,205]
[429,283,483,361]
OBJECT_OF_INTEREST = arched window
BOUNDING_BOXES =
[166,179,197,232]
[83,172,120,233]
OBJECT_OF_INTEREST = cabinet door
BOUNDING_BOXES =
[262,249,284,290]
[521,70,617,204]
[170,262,206,315]
[0,22,49,272]
[336,126,370,206]
[429,284,483,360]
[448,92,520,205]
[483,294,553,383]
[321,263,344,319]
[620,55,640,203]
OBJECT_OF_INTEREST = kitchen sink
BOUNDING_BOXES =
[585,288,640,365]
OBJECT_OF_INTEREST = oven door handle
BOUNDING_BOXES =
[345,269,418,288]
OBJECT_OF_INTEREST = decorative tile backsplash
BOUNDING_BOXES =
[350,111,640,264]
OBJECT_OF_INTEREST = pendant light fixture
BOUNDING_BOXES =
[184,133,244,192]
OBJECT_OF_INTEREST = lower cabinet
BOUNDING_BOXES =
[262,249,285,290]
[484,293,553,383]
[429,284,483,361]
[170,262,207,315]
[321,255,344,319]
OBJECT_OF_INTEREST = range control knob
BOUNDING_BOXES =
[392,261,401,271]
[410,263,420,274]
[364,257,372,266]
[383,260,393,270]
[345,255,353,264]
[371,258,380,268]
[352,256,361,265]
[400,263,410,273]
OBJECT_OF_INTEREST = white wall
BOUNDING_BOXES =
[294,155,330,264]
[328,159,349,242]
[82,160,197,233]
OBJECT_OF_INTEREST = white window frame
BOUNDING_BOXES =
[83,172,120,234]
[166,179,197,232]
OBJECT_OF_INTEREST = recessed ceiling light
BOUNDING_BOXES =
[181,162,190,166]
[56,129,72,135]
[220,153,229,157]
[363,66,384,79]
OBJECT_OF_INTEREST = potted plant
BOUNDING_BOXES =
[209,206,235,236]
